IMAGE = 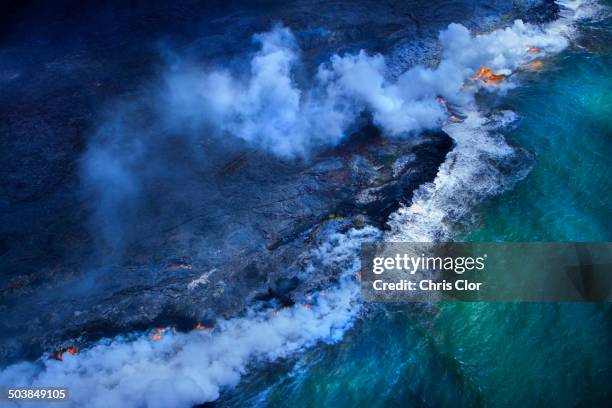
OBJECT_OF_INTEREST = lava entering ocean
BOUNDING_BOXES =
[473,66,507,84]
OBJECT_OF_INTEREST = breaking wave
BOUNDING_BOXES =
[386,109,530,242]
[0,1,600,407]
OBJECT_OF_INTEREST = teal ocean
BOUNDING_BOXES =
[217,6,612,407]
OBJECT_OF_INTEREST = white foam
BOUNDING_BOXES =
[386,110,526,242]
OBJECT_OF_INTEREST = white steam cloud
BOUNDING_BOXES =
[164,17,569,158]
[0,227,380,408]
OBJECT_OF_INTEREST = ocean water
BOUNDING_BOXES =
[215,4,612,407]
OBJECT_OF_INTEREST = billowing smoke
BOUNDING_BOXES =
[82,18,570,252]
[163,19,569,158]
[163,24,354,158]
[83,16,571,251]
[0,227,380,408]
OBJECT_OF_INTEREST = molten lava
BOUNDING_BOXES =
[66,346,79,355]
[149,327,167,340]
[528,47,540,54]
[529,60,544,70]
[195,323,205,330]
[473,67,506,84]
[56,346,79,361]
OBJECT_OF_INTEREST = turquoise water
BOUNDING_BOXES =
[216,11,612,408]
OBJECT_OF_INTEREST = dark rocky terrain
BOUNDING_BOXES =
[0,0,557,363]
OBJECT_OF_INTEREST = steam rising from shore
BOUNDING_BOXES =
[0,227,380,408]
[164,18,569,158]
[83,12,572,250]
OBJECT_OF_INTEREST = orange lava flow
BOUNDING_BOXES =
[529,60,544,70]
[56,346,79,361]
[66,346,79,355]
[473,67,506,84]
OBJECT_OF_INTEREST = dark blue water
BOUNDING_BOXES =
[216,5,612,407]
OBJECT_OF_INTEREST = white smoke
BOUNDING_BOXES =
[164,25,353,158]
[0,227,380,408]
[163,16,572,158]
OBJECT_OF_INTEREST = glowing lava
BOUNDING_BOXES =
[56,346,79,361]
[473,67,506,84]
[149,327,168,340]
[529,60,544,70]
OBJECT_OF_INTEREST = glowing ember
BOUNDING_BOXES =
[149,333,162,340]
[56,346,79,361]
[473,66,506,84]
[528,47,540,54]
[66,346,79,356]
[195,323,206,330]
[449,115,464,123]
[529,60,544,70]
